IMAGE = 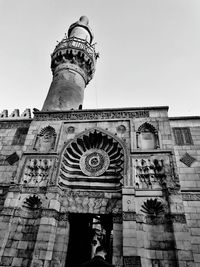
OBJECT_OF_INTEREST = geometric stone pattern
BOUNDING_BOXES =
[180,152,196,167]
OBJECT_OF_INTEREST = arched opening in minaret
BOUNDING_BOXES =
[65,213,113,267]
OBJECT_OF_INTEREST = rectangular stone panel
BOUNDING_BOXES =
[123,256,141,267]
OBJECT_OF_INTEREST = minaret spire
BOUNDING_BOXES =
[42,16,98,111]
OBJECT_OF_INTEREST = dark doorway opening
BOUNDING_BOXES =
[65,213,113,267]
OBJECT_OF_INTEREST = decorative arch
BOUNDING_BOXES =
[58,127,127,190]
[34,125,57,152]
[138,122,157,133]
[136,122,159,149]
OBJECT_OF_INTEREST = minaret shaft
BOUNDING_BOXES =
[42,16,97,112]
[42,69,85,111]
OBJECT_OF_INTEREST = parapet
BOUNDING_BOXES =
[0,109,32,120]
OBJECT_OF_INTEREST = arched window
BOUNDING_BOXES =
[136,123,159,150]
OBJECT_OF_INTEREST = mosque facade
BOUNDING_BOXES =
[0,16,199,267]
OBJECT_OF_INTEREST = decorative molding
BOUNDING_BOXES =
[64,190,105,198]
[34,110,149,121]
[182,193,200,201]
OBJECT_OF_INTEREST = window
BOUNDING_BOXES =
[12,127,29,145]
[173,127,193,145]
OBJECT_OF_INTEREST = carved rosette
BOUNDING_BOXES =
[80,149,110,176]
[58,129,124,189]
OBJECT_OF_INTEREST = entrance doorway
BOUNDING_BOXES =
[65,213,113,267]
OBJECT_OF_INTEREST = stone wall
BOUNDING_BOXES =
[170,118,200,267]
[0,108,199,266]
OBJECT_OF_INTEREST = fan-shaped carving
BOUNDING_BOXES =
[23,195,42,210]
[39,125,56,137]
[59,129,124,182]
[141,199,165,216]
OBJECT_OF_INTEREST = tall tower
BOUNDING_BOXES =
[42,16,98,111]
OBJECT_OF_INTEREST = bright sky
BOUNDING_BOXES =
[0,0,200,116]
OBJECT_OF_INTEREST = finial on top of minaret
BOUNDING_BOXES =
[68,16,94,44]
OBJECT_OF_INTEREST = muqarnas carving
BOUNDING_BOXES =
[23,195,42,210]
[34,126,56,152]
[136,122,159,149]
[22,158,52,187]
[59,129,124,188]
[134,155,179,191]
[141,198,165,217]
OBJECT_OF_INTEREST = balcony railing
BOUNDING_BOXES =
[53,36,97,62]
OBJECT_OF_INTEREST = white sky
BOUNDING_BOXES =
[0,0,200,116]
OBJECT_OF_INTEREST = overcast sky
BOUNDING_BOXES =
[0,0,200,116]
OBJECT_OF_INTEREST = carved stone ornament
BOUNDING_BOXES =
[141,198,165,217]
[58,129,125,189]
[133,154,180,193]
[23,195,42,210]
[180,152,196,167]
[22,158,52,187]
[116,125,126,134]
[34,126,56,152]
[61,192,122,214]
[80,149,110,176]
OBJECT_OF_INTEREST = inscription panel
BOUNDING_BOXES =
[123,256,141,267]
[34,110,149,121]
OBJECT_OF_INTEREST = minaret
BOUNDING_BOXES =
[42,16,98,111]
